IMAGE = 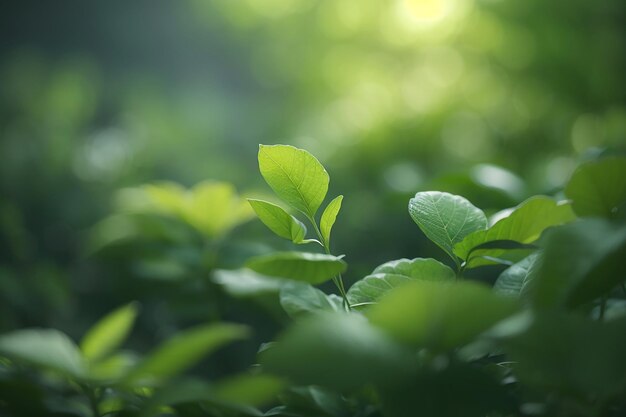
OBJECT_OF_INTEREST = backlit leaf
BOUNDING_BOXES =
[248,199,307,243]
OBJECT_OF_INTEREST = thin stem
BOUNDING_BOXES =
[82,385,100,417]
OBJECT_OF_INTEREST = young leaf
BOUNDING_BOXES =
[80,302,139,362]
[260,312,413,389]
[454,196,576,265]
[530,219,626,309]
[245,252,347,285]
[368,281,519,350]
[409,191,487,264]
[493,252,541,298]
[565,156,626,219]
[248,199,307,243]
[258,144,329,218]
[280,282,343,317]
[0,329,85,379]
[320,195,343,246]
[124,324,248,386]
[347,258,455,306]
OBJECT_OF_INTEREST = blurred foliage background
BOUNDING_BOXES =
[1,0,625,378]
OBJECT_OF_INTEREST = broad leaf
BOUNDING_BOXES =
[409,191,487,263]
[565,156,626,219]
[125,324,248,385]
[454,196,575,266]
[280,282,343,317]
[347,258,455,306]
[260,312,413,389]
[81,302,139,362]
[248,199,307,243]
[0,329,85,379]
[493,253,541,298]
[245,252,346,285]
[258,144,329,218]
[530,219,626,309]
[213,373,285,407]
[320,195,343,246]
[212,269,285,298]
[368,281,519,350]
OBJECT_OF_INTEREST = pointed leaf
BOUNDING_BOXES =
[246,252,346,285]
[347,258,455,306]
[0,329,85,379]
[409,192,487,263]
[280,282,343,317]
[454,196,576,264]
[258,144,329,218]
[248,199,307,243]
[368,281,519,350]
[493,253,541,298]
[81,302,139,362]
[125,324,248,385]
[320,195,343,246]
[565,156,626,219]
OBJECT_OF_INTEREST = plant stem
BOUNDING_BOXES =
[83,385,100,417]
[307,214,351,311]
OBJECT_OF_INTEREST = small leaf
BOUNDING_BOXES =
[493,253,541,298]
[125,324,248,386]
[320,195,343,246]
[565,156,626,219]
[368,281,519,350]
[530,219,626,309]
[280,282,343,317]
[258,144,329,218]
[248,199,307,243]
[0,329,85,379]
[246,252,347,285]
[347,258,455,306]
[260,312,413,389]
[454,196,576,265]
[409,192,487,263]
[80,302,139,362]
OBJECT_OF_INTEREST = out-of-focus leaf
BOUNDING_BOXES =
[125,324,248,386]
[565,156,626,219]
[0,329,85,379]
[347,258,455,306]
[213,374,285,407]
[248,199,307,243]
[320,195,343,246]
[88,351,138,381]
[500,313,626,398]
[493,253,541,298]
[260,312,413,389]
[530,219,626,309]
[245,252,346,285]
[368,281,519,350]
[279,282,343,317]
[454,196,575,267]
[265,386,349,417]
[258,144,329,218]
[409,191,487,263]
[213,269,285,298]
[80,302,139,362]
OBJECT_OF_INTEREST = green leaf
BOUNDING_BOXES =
[493,253,541,298]
[248,199,307,243]
[565,156,626,219]
[368,281,519,350]
[0,329,85,379]
[212,269,285,298]
[260,312,413,389]
[320,195,343,246]
[245,252,347,285]
[258,144,329,218]
[454,196,576,265]
[409,191,487,263]
[279,282,343,317]
[125,324,248,386]
[530,219,626,309]
[213,374,285,407]
[347,258,455,306]
[80,302,139,362]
